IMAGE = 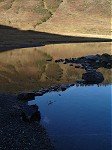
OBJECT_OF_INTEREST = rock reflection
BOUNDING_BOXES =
[0,45,111,93]
[55,53,112,85]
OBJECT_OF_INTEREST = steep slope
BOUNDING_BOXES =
[0,0,111,35]
[0,0,62,29]
[36,0,111,35]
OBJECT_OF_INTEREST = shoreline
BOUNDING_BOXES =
[0,24,111,52]
[0,94,55,150]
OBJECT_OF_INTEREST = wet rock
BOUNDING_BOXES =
[85,55,100,60]
[85,66,95,72]
[17,92,35,101]
[60,85,67,91]
[69,83,75,86]
[95,60,100,63]
[60,84,71,91]
[106,63,112,68]
[82,71,104,84]
[76,79,85,84]
[35,92,43,96]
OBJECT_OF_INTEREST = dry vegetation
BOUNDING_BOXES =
[0,0,62,29]
[0,44,111,93]
[0,0,111,35]
[37,0,111,35]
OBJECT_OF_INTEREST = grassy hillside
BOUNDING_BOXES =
[0,0,62,29]
[37,0,111,35]
[0,0,111,35]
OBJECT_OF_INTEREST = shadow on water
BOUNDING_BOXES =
[0,24,112,52]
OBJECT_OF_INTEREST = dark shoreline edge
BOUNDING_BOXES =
[0,94,55,150]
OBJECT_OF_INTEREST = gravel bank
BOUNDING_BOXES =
[0,94,55,150]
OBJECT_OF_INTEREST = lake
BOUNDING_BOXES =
[0,42,111,149]
[28,84,111,150]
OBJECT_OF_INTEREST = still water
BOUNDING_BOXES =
[0,42,111,149]
[28,85,111,150]
[0,42,111,93]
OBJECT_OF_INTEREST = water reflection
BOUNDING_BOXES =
[28,85,111,150]
[0,43,111,93]
[0,43,111,149]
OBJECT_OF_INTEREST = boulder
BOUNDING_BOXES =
[82,71,104,84]
[60,84,70,91]
[85,55,100,60]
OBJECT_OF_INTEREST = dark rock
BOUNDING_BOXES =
[55,59,64,63]
[101,53,111,58]
[35,92,43,96]
[46,59,52,61]
[75,65,81,68]
[63,61,67,64]
[55,59,60,63]
[85,67,95,72]
[76,79,85,84]
[70,64,73,66]
[60,85,67,91]
[100,53,111,63]
[82,71,104,84]
[17,92,35,101]
[70,83,75,86]
[85,55,100,60]
[65,58,69,62]
[60,84,71,91]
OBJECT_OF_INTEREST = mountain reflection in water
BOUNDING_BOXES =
[0,42,111,150]
[0,42,111,93]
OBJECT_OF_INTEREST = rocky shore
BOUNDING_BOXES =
[1,53,111,150]
[0,94,55,150]
[55,53,112,84]
[17,53,112,102]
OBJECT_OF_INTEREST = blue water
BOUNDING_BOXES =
[28,85,111,150]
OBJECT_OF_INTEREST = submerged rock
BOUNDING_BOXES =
[82,71,104,84]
